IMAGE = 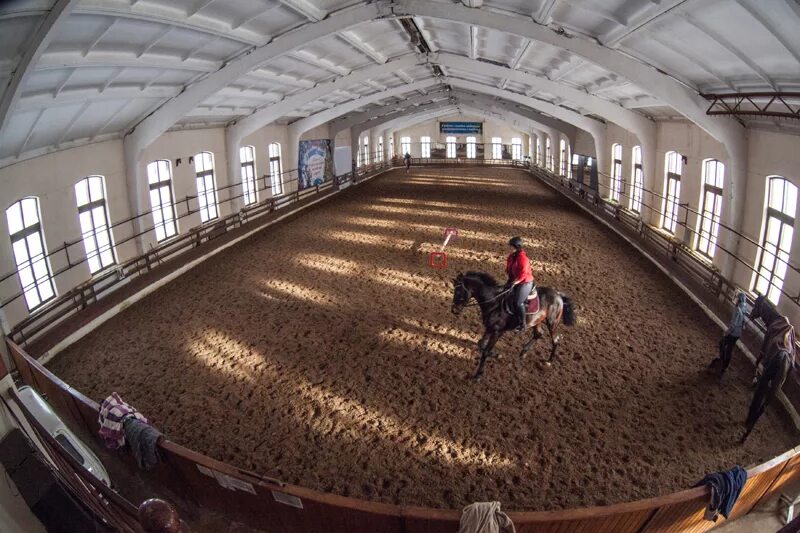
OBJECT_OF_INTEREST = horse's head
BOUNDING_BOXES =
[451,273,470,316]
[750,293,768,321]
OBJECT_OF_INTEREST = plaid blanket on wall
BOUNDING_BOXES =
[98,392,149,450]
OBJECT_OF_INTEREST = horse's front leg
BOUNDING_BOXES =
[477,330,491,353]
[474,332,500,382]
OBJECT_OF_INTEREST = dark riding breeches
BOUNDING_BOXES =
[514,282,534,328]
[719,334,739,371]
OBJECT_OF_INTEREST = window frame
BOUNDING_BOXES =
[446,136,457,158]
[466,136,476,159]
[75,175,116,274]
[610,143,623,202]
[268,142,283,196]
[491,137,502,160]
[146,160,179,242]
[545,138,552,170]
[420,136,431,158]
[753,176,797,304]
[6,197,57,311]
[694,159,725,258]
[240,146,258,206]
[400,136,411,156]
[559,139,567,176]
[377,136,384,162]
[629,145,643,213]
[660,151,682,234]
[511,137,522,161]
[193,151,219,223]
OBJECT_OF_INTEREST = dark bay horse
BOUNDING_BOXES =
[451,271,576,381]
[742,294,796,442]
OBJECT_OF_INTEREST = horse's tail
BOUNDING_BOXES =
[746,351,791,433]
[560,294,576,326]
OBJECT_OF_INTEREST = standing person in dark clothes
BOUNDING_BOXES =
[404,152,412,172]
[711,292,748,375]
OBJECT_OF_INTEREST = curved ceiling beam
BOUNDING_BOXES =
[329,88,451,137]
[353,100,459,135]
[445,78,607,169]
[126,1,386,154]
[229,53,422,142]
[0,0,78,136]
[450,90,577,144]
[435,52,654,148]
[287,79,440,140]
[396,0,741,143]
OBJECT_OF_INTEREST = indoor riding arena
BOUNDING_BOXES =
[2,2,800,533]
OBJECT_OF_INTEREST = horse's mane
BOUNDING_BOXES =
[464,271,499,287]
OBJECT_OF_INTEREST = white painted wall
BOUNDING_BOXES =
[2,112,800,331]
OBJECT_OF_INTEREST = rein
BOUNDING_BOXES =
[457,283,511,307]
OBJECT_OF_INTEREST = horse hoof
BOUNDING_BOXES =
[472,375,482,383]
[544,361,552,367]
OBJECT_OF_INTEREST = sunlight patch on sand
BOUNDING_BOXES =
[323,229,414,249]
[297,376,516,469]
[259,279,340,306]
[294,253,361,276]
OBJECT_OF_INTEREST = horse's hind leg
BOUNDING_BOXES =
[519,324,542,359]
[545,322,561,365]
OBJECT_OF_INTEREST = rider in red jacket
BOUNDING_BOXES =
[505,236,535,331]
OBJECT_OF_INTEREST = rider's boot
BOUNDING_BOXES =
[515,303,527,332]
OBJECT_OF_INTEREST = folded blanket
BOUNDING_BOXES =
[694,465,748,521]
[458,501,515,533]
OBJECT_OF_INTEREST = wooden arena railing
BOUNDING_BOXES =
[7,334,800,532]
[6,159,800,532]
[5,162,393,349]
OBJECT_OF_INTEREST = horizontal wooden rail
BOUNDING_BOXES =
[6,160,800,531]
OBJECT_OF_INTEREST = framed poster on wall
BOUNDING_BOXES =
[298,139,333,190]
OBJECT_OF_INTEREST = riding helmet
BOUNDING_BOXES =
[508,236,524,249]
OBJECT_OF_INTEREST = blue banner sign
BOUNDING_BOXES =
[440,121,483,134]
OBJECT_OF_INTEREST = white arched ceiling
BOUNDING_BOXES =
[329,88,452,138]
[4,0,799,272]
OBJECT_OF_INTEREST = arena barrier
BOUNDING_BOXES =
[4,162,391,351]
[6,337,800,532]
[5,158,800,531]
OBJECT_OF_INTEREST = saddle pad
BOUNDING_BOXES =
[526,294,540,314]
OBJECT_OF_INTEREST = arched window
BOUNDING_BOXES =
[420,136,431,158]
[6,197,56,310]
[193,151,218,222]
[377,136,384,162]
[661,151,682,234]
[754,176,797,304]
[446,136,457,158]
[559,139,567,176]
[545,137,552,170]
[240,146,258,206]
[146,160,178,242]
[268,142,283,196]
[389,136,394,158]
[695,159,725,258]
[466,136,477,159]
[610,143,623,202]
[75,176,115,273]
[400,136,411,156]
[492,137,502,159]
[535,137,541,165]
[362,136,369,164]
[511,137,522,160]
[629,146,643,213]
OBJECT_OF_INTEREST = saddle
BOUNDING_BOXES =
[503,288,540,315]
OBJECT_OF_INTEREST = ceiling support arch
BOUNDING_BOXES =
[0,0,78,136]
[396,0,747,279]
[284,79,440,175]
